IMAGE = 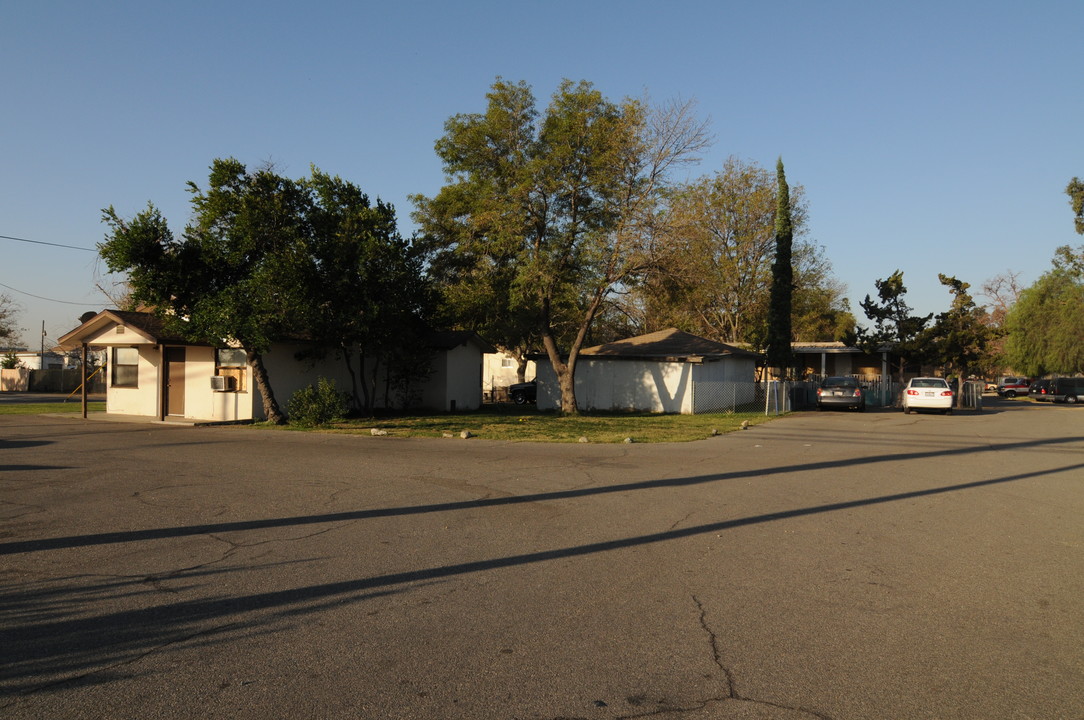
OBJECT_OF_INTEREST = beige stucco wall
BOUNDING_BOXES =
[107,346,161,416]
[1,368,29,391]
[180,346,217,420]
[93,339,486,421]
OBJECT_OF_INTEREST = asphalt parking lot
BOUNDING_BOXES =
[2,398,1082,719]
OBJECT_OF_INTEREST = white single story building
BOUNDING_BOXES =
[57,310,494,422]
[532,328,762,414]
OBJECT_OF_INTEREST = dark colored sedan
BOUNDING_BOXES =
[508,380,537,405]
[1028,379,1054,402]
[816,376,865,412]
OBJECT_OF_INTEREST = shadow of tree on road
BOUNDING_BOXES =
[2,434,1082,697]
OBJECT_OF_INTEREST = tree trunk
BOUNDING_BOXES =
[538,292,605,416]
[541,332,577,415]
[247,350,284,424]
[358,352,373,415]
[341,345,361,413]
[516,354,528,384]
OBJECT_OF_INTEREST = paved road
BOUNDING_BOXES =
[2,400,1082,719]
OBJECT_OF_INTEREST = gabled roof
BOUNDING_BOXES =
[56,310,196,350]
[577,328,762,362]
[426,330,497,354]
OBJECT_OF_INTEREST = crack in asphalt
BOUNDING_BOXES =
[667,512,695,532]
[692,596,736,698]
[690,595,836,720]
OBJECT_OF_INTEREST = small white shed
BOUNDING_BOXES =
[533,328,762,413]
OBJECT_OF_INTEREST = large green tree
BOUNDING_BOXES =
[790,242,856,343]
[765,158,794,378]
[101,160,312,423]
[303,169,433,412]
[101,159,428,423]
[1003,245,1084,376]
[412,80,541,381]
[634,156,851,346]
[413,78,710,413]
[858,270,932,386]
[922,275,996,404]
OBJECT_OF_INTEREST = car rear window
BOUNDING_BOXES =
[912,379,948,388]
[823,378,857,388]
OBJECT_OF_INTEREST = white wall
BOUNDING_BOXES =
[258,344,356,421]
[537,356,757,413]
[536,359,694,413]
[444,343,484,411]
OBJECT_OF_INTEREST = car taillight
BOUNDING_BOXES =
[941,391,953,397]
[906,389,919,395]
[853,388,862,397]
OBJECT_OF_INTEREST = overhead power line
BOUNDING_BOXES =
[0,281,97,306]
[0,233,97,252]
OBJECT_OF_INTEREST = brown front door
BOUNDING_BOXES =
[165,347,185,416]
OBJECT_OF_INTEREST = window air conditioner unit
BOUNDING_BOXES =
[210,375,229,391]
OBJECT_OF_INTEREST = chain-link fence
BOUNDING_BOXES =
[692,380,800,415]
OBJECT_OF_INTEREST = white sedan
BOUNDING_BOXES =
[902,377,954,414]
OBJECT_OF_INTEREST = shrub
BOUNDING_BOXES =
[287,377,348,427]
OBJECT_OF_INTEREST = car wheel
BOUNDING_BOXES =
[511,391,527,405]
[1005,390,1016,398]
[1067,395,1079,404]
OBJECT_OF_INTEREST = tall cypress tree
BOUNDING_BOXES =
[766,157,794,378]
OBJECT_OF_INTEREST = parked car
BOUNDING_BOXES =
[816,376,865,412]
[902,377,954,414]
[996,377,1031,398]
[508,380,537,405]
[1028,379,1054,402]
[1049,377,1084,404]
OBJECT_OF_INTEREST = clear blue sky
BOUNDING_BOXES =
[3,1,1081,348]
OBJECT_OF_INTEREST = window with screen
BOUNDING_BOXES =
[112,347,138,388]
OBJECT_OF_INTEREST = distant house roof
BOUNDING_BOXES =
[792,341,895,355]
[553,328,762,363]
[792,341,861,354]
